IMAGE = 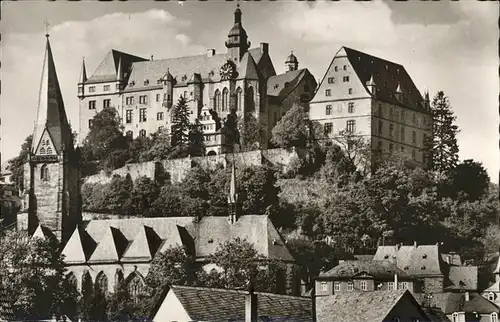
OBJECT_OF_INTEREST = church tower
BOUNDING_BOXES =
[25,33,81,243]
[225,4,251,63]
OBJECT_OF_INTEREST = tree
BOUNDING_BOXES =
[170,96,191,155]
[81,108,129,172]
[0,232,79,320]
[331,129,371,177]
[238,114,262,152]
[188,119,205,157]
[271,103,309,148]
[428,91,460,173]
[7,135,32,191]
[449,159,490,201]
[129,177,160,217]
[238,165,280,216]
[103,174,134,215]
[139,128,172,161]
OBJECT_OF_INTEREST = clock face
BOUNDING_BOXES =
[220,62,235,80]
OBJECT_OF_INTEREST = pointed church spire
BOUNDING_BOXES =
[79,57,87,84]
[32,34,73,154]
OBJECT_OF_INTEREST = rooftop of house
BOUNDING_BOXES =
[156,285,312,321]
[426,292,500,315]
[59,214,294,265]
[317,260,412,280]
[315,290,426,322]
[267,68,316,104]
[373,244,443,276]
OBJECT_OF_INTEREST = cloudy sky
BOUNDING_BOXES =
[1,1,498,180]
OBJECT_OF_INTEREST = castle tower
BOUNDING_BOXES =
[285,51,299,72]
[26,33,81,243]
[225,4,251,63]
[227,163,240,223]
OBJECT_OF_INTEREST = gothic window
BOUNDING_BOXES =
[46,146,52,154]
[41,164,49,181]
[236,87,243,111]
[39,147,46,155]
[127,272,145,304]
[222,88,229,111]
[67,272,78,290]
[139,129,146,138]
[95,272,108,296]
[214,89,221,112]
[115,270,124,292]
[81,271,93,302]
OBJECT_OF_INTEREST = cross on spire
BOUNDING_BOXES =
[44,18,50,37]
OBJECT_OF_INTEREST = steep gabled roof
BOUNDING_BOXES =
[316,290,424,322]
[32,36,73,154]
[373,245,443,276]
[86,49,147,83]
[62,226,97,264]
[342,46,427,113]
[238,51,261,80]
[267,68,316,104]
[161,285,312,321]
[88,226,129,263]
[121,225,162,262]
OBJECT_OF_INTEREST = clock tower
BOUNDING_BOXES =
[225,5,250,64]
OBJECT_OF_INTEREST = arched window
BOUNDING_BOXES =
[95,271,108,296]
[46,146,52,154]
[81,271,93,302]
[214,89,221,112]
[127,272,145,304]
[492,312,498,322]
[222,88,229,112]
[115,269,124,292]
[39,147,46,155]
[236,87,243,111]
[66,272,78,290]
[40,164,49,181]
[246,87,255,113]
[451,312,458,322]
[126,130,133,138]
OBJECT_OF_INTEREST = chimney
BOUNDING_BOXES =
[465,292,470,301]
[150,55,154,61]
[394,273,398,290]
[260,42,268,54]
[245,288,258,322]
[414,241,417,248]
[207,49,216,58]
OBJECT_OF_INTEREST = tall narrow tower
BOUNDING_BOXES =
[225,4,251,63]
[26,33,81,243]
[227,163,240,224]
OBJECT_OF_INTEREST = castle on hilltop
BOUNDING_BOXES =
[77,6,317,155]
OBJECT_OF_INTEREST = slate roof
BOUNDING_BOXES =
[62,215,294,264]
[165,285,312,321]
[446,266,478,291]
[342,47,428,113]
[32,36,73,154]
[373,245,443,276]
[86,49,146,83]
[421,307,449,322]
[317,260,411,280]
[267,69,305,100]
[316,290,426,322]
[429,292,500,314]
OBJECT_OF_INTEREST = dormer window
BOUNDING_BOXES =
[273,84,279,89]
[144,79,149,86]
[182,75,187,81]
[157,79,162,84]
[129,81,135,87]
[404,266,409,270]
[422,254,427,259]
[385,65,389,71]
[421,266,426,270]
[208,239,214,244]
[384,255,389,259]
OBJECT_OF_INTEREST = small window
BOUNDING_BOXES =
[452,312,458,322]
[346,120,355,133]
[348,102,354,113]
[389,124,394,138]
[88,100,96,110]
[139,129,146,138]
[126,110,133,124]
[320,282,328,292]
[413,113,417,125]
[343,65,347,71]
[389,143,394,153]
[327,77,335,84]
[378,120,383,135]
[384,254,389,259]
[389,107,394,119]
[360,281,367,291]
[378,141,383,151]
[343,76,349,82]
[404,266,409,270]
[103,85,110,92]
[334,281,340,292]
[348,88,353,95]
[89,86,96,93]
[422,254,427,259]
[378,104,383,117]
[139,108,147,122]
[347,282,353,291]
[325,89,331,96]
[88,120,93,128]
[324,123,333,134]
[126,130,133,137]
[325,105,332,115]
[488,293,495,302]
[40,164,49,181]
[156,94,160,102]
[334,66,338,72]
[388,282,394,291]
[144,80,149,86]
[401,127,405,141]
[412,149,416,160]
[103,99,111,109]
[401,111,405,122]
[412,131,417,144]
[401,282,408,290]
[421,266,426,270]
[157,112,164,121]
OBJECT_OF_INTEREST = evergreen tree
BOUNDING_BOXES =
[428,91,460,173]
[170,96,191,150]
[271,103,309,149]
[7,135,32,191]
[188,119,205,157]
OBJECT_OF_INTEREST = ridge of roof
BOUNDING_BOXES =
[88,225,129,263]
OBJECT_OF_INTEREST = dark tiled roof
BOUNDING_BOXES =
[267,69,305,98]
[446,266,478,291]
[373,245,443,276]
[343,47,428,113]
[430,292,500,314]
[238,52,262,81]
[318,260,411,280]
[168,285,312,321]
[86,49,146,83]
[421,307,449,322]
[316,290,418,322]
[354,254,375,261]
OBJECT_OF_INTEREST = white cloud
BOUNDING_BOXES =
[175,33,192,46]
